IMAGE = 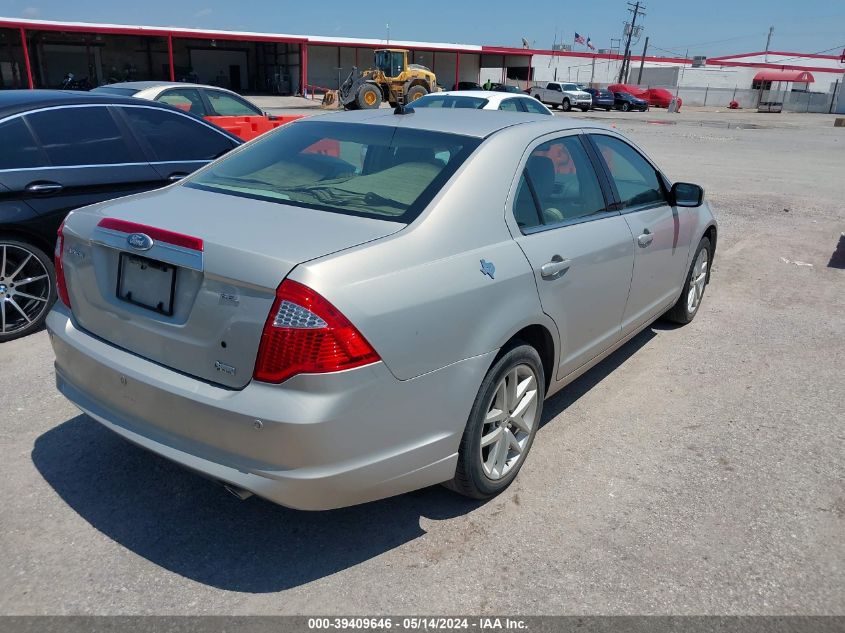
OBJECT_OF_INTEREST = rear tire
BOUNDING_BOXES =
[580,107,590,112]
[356,84,382,109]
[605,107,612,111]
[405,85,428,104]
[446,342,545,499]
[664,236,712,325]
[0,239,56,342]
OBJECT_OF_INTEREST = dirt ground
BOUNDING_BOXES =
[1,106,843,615]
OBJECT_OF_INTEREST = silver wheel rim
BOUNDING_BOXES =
[0,244,51,336]
[480,364,539,481]
[686,248,708,314]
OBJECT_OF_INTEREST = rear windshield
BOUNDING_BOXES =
[186,120,481,223]
[408,95,489,110]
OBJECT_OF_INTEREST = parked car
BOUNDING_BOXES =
[92,81,300,140]
[608,83,678,109]
[48,109,716,510]
[407,91,552,114]
[451,81,483,91]
[491,84,526,94]
[529,81,592,112]
[613,91,649,112]
[0,89,241,341]
[583,88,615,111]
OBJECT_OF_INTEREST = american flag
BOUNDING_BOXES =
[574,32,586,45]
[586,38,596,50]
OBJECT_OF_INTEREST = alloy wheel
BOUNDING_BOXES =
[686,247,708,314]
[480,364,539,480]
[0,244,52,336]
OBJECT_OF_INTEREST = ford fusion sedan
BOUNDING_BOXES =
[408,91,552,115]
[48,109,716,510]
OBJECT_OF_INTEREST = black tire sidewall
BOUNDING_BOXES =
[459,343,545,498]
[562,99,571,111]
[0,239,56,342]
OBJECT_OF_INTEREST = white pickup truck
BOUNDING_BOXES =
[529,82,593,112]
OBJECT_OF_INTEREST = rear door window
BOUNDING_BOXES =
[187,120,481,223]
[156,88,208,116]
[498,99,521,112]
[0,118,47,169]
[25,106,137,166]
[512,135,607,230]
[521,98,550,115]
[205,90,262,116]
[590,134,665,209]
[119,106,236,161]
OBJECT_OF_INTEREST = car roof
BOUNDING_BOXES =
[309,107,604,139]
[95,81,229,93]
[0,89,161,119]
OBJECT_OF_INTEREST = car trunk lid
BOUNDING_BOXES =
[61,185,403,388]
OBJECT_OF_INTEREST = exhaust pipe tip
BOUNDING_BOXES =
[221,482,254,501]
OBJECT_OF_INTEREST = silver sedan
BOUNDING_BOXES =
[47,109,717,510]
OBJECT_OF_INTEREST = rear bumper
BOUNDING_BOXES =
[46,305,493,510]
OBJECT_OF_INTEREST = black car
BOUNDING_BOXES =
[613,91,649,112]
[451,81,482,91]
[0,90,241,341]
[491,84,526,94]
[583,88,615,111]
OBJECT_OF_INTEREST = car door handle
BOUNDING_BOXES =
[25,182,63,194]
[637,230,654,247]
[167,173,188,182]
[541,256,571,279]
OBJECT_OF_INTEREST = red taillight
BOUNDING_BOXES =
[55,220,71,308]
[253,280,380,383]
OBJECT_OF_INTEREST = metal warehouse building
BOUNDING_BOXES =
[1,17,842,100]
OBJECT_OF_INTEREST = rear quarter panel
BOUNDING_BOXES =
[292,127,559,381]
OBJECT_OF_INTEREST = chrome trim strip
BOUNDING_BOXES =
[92,227,204,272]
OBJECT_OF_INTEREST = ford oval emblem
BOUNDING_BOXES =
[127,233,154,251]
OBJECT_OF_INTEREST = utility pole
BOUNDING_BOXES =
[618,1,646,83]
[764,26,774,62]
[636,36,649,84]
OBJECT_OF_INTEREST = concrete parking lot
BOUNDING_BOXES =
[1,106,843,615]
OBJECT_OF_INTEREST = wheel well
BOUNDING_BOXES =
[501,325,555,392]
[704,224,717,256]
[0,229,54,256]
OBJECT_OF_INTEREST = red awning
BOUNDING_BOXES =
[753,70,815,83]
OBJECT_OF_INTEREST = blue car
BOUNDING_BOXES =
[583,88,614,111]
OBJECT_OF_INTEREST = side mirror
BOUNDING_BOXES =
[671,182,704,207]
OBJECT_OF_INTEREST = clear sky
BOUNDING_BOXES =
[4,0,844,57]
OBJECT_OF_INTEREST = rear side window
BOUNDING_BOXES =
[590,134,665,209]
[187,120,481,223]
[26,106,136,166]
[206,90,262,116]
[157,88,208,117]
[0,118,46,169]
[120,107,235,161]
[512,136,607,230]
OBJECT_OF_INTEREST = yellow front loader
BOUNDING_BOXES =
[338,49,439,110]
